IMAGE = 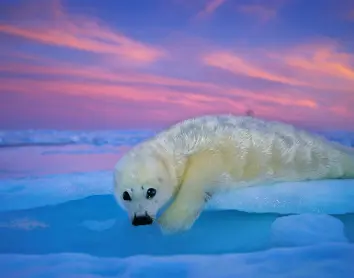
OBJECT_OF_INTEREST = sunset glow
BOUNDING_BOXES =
[1,0,353,130]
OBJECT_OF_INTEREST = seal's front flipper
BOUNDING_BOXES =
[157,184,206,234]
[158,151,218,234]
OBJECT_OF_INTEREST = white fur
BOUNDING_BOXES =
[113,114,354,234]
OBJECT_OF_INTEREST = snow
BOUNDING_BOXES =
[271,214,348,247]
[80,219,117,231]
[1,171,354,214]
[0,129,154,148]
[0,171,113,211]
[208,179,354,214]
[1,129,354,277]
[0,243,353,278]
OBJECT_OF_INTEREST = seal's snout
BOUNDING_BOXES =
[132,213,153,226]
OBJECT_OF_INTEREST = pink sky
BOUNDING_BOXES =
[0,0,354,131]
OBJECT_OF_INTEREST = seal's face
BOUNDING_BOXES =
[113,149,174,226]
[119,186,159,226]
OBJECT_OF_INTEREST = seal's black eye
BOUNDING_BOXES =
[122,191,132,201]
[146,188,156,199]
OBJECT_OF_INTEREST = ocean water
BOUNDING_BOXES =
[0,129,354,278]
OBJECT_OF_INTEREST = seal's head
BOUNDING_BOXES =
[113,145,175,226]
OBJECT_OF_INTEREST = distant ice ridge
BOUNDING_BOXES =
[0,129,354,148]
[1,169,354,214]
[0,243,353,278]
[0,130,155,148]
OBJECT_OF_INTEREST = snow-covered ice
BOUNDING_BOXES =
[0,129,353,148]
[1,171,354,214]
[0,129,354,277]
[271,214,349,247]
[1,243,353,278]
[208,179,354,214]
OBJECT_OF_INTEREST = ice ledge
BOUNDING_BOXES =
[206,179,354,214]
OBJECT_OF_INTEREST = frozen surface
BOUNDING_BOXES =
[1,243,354,278]
[0,198,278,256]
[271,214,348,247]
[0,130,154,148]
[1,170,354,214]
[0,129,353,148]
[208,179,354,215]
[0,171,113,211]
[1,129,354,277]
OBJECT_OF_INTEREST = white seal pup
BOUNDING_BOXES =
[113,114,354,234]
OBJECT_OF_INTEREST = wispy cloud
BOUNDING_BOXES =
[0,1,166,65]
[1,49,326,130]
[0,54,320,110]
[1,35,353,129]
[237,4,278,22]
[194,0,282,22]
[281,43,354,82]
[195,0,227,19]
[0,60,219,92]
[202,51,306,86]
[202,40,354,92]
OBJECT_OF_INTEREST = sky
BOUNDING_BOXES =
[0,0,353,131]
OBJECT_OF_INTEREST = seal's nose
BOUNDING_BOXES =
[132,214,153,226]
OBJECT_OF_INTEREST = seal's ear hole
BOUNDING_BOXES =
[122,191,132,201]
[146,188,157,199]
[157,177,164,183]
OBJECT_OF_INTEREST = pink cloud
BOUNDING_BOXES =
[201,41,354,92]
[0,48,321,113]
[1,72,325,131]
[0,1,166,65]
[0,62,219,92]
[1,65,352,130]
[202,51,307,86]
[282,43,354,81]
[2,35,353,130]
[0,57,321,112]
[198,38,354,129]
[0,1,353,131]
